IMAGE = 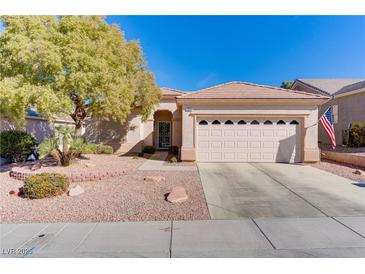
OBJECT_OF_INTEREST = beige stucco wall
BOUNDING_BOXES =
[180,104,320,162]
[112,98,182,153]
[0,117,74,143]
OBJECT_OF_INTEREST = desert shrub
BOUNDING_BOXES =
[348,125,365,147]
[64,137,113,155]
[23,173,69,199]
[142,145,155,154]
[38,137,58,159]
[169,156,178,163]
[0,130,37,162]
[96,145,113,154]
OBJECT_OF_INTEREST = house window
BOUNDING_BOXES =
[238,120,247,125]
[224,120,234,125]
[212,120,221,125]
[277,120,286,125]
[290,120,299,125]
[333,104,338,124]
[199,120,208,125]
[251,120,259,125]
[264,120,273,125]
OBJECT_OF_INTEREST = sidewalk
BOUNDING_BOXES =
[2,217,365,258]
[138,151,197,171]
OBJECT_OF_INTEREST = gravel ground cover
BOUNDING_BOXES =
[319,144,365,155]
[309,159,365,184]
[0,155,210,223]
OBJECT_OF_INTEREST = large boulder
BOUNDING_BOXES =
[167,186,188,203]
[68,185,85,196]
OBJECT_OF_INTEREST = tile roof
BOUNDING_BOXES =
[160,87,186,97]
[176,81,328,100]
[334,80,365,96]
[296,79,364,95]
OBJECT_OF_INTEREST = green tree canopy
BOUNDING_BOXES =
[0,16,160,135]
[280,81,294,89]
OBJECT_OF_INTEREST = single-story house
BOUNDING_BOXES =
[292,79,365,145]
[119,81,329,163]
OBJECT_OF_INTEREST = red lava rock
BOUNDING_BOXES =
[167,186,188,203]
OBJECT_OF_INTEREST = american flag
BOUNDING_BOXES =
[319,106,336,149]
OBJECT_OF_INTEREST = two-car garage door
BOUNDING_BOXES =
[197,118,302,163]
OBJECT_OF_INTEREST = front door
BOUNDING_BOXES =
[158,121,171,150]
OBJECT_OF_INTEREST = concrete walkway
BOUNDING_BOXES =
[199,163,365,219]
[2,217,365,258]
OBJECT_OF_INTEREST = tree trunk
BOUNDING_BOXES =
[70,100,87,138]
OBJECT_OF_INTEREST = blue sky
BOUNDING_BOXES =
[1,16,364,90]
[107,16,365,90]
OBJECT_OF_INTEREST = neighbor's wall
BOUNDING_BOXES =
[180,104,320,162]
[0,116,74,143]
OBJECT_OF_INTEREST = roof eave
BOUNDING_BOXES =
[176,98,329,106]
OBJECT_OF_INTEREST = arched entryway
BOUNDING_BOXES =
[153,110,173,150]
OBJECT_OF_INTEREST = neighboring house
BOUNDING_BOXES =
[119,81,328,163]
[0,110,74,143]
[292,79,365,145]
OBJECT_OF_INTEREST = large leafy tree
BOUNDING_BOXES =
[0,16,160,136]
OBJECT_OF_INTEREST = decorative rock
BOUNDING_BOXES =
[84,163,96,168]
[144,175,166,183]
[30,162,42,171]
[68,185,85,196]
[167,186,188,203]
[354,169,364,175]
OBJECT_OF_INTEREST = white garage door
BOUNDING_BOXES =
[197,118,302,163]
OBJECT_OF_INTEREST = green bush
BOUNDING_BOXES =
[23,173,69,199]
[348,125,365,147]
[0,130,37,162]
[67,138,113,155]
[142,145,155,154]
[38,137,58,159]
[96,145,113,154]
[169,156,178,163]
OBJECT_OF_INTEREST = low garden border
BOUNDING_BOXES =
[9,169,126,182]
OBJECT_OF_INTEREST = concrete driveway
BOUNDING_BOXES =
[198,163,365,219]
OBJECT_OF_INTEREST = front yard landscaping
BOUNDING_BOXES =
[0,154,210,223]
[309,159,365,184]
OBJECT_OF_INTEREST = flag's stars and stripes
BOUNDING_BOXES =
[319,106,336,149]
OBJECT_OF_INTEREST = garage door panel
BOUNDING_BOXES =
[250,129,261,137]
[197,118,301,163]
[236,129,248,136]
[224,141,235,148]
[223,152,235,161]
[237,141,248,148]
[224,129,235,137]
[211,129,222,137]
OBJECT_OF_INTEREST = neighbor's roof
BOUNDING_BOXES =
[295,79,365,96]
[176,81,329,100]
[160,87,186,97]
[334,80,365,96]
